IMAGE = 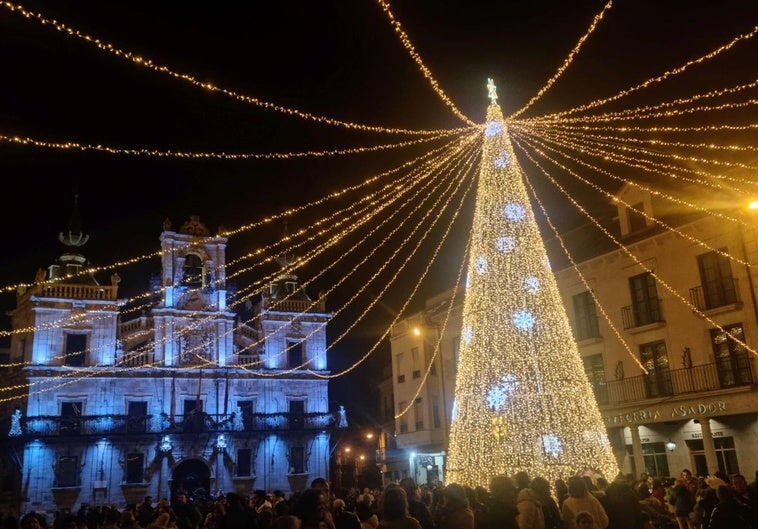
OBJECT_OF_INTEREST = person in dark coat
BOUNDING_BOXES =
[602,476,644,529]
[708,485,752,529]
[531,477,561,529]
[332,499,360,529]
[481,474,517,529]
[399,478,435,529]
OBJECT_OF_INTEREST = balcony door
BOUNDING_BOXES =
[698,250,737,309]
[711,323,752,387]
[629,273,661,326]
[639,341,672,397]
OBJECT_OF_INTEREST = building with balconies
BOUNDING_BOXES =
[389,182,758,482]
[0,208,340,514]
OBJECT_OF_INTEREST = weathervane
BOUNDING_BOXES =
[487,78,498,105]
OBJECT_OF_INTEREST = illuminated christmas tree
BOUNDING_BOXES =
[445,80,618,488]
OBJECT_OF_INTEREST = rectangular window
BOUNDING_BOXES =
[411,347,420,372]
[237,448,252,476]
[65,333,87,367]
[289,400,305,430]
[573,291,600,340]
[641,442,670,478]
[56,456,79,487]
[414,399,424,431]
[425,344,437,376]
[399,402,408,434]
[239,400,256,431]
[183,399,205,432]
[60,401,83,435]
[432,396,441,429]
[582,354,608,404]
[710,323,752,387]
[396,352,405,383]
[125,453,145,483]
[287,341,304,369]
[686,437,740,476]
[127,401,148,433]
[698,250,738,309]
[628,273,662,327]
[639,341,672,397]
[290,446,305,474]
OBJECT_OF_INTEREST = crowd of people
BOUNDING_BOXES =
[7,469,758,529]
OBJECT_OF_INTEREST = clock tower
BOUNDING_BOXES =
[152,215,235,367]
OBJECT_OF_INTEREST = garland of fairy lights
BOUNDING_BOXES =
[514,125,755,193]
[519,78,758,126]
[519,165,642,372]
[0,129,470,159]
[512,137,758,358]
[395,236,470,419]
[1,134,479,399]
[375,0,475,127]
[542,123,758,134]
[512,133,755,294]
[0,130,472,298]
[545,78,758,123]
[513,130,758,237]
[508,0,613,119]
[522,24,758,123]
[310,148,480,379]
[0,132,475,387]
[518,125,755,192]
[528,124,755,192]
[5,0,758,426]
[525,98,758,125]
[0,1,466,137]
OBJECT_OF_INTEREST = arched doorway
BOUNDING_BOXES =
[171,458,211,509]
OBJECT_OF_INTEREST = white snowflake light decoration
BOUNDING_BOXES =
[503,202,526,221]
[496,236,516,253]
[474,256,489,275]
[523,276,540,294]
[512,310,536,331]
[485,120,503,137]
[542,434,562,457]
[494,151,510,168]
[463,325,473,344]
[485,374,520,411]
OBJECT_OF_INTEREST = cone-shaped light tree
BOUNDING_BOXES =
[445,80,618,488]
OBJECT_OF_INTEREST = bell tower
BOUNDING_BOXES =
[151,216,235,367]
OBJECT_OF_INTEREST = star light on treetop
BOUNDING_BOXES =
[487,78,498,105]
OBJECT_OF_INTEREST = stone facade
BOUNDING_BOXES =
[0,215,339,515]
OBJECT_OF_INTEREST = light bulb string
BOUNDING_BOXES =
[522,24,758,122]
[508,0,614,119]
[512,136,758,361]
[0,0,469,136]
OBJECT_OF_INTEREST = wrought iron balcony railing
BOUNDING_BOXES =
[590,359,755,406]
[689,278,741,311]
[621,300,664,330]
[8,411,339,439]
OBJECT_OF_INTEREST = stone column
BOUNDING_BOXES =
[698,418,719,475]
[630,424,646,478]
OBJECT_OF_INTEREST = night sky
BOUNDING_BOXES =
[0,0,756,421]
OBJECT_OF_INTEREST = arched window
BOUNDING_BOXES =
[182,254,204,287]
